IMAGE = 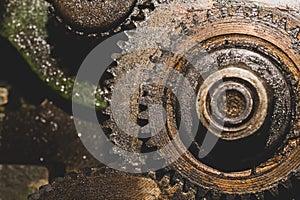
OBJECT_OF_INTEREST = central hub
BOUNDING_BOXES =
[197,66,269,140]
[210,81,253,125]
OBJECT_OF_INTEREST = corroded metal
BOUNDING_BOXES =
[28,0,300,199]
[51,0,137,32]
[49,0,154,36]
[197,66,270,140]
[28,167,161,200]
[99,0,300,198]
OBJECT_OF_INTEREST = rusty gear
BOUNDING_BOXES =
[100,0,300,198]
[29,0,300,199]
[48,0,155,36]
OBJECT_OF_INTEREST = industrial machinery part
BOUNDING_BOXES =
[48,0,155,36]
[24,0,300,199]
[99,0,300,198]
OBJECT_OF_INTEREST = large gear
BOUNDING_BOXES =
[100,0,300,198]
[28,0,300,199]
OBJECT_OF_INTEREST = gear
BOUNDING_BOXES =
[27,166,300,199]
[28,166,162,200]
[48,0,155,37]
[100,0,300,198]
[27,166,200,200]
[28,0,300,199]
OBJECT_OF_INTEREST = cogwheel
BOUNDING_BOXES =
[28,1,300,199]
[48,0,156,37]
[99,0,300,199]
[28,165,214,200]
[27,166,161,200]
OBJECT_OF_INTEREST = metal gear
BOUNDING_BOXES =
[28,0,300,199]
[27,166,209,200]
[48,0,155,37]
[27,166,300,199]
[99,0,300,198]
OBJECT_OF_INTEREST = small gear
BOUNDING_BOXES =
[28,166,207,200]
[48,0,155,37]
[28,166,162,200]
[27,166,300,199]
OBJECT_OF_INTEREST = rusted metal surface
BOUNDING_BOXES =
[197,66,271,140]
[1,0,299,199]
[28,167,161,200]
[97,0,300,198]
[48,0,154,36]
[51,0,137,32]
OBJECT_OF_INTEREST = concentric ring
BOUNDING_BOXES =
[197,66,269,140]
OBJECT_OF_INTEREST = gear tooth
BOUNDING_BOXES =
[138,96,152,106]
[106,66,121,79]
[102,87,112,98]
[103,79,115,87]
[104,94,112,103]
[281,178,293,190]
[131,6,140,17]
[171,171,184,184]
[145,137,159,148]
[79,167,93,176]
[117,40,128,50]
[103,95,112,103]
[101,118,114,129]
[152,0,161,7]
[28,193,41,200]
[268,186,279,197]
[102,86,111,95]
[158,172,172,188]
[254,192,265,200]
[293,169,300,179]
[111,52,122,61]
[138,110,149,119]
[102,93,112,103]
[39,184,53,193]
[102,107,112,115]
[132,20,145,30]
[147,171,157,180]
[65,172,78,180]
[106,67,115,75]
[125,30,137,38]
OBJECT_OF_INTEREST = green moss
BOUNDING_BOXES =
[0,0,107,110]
